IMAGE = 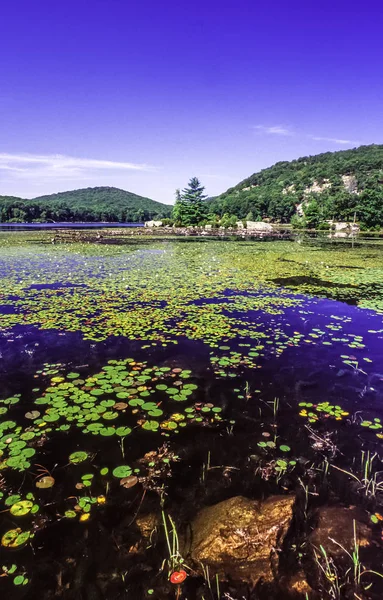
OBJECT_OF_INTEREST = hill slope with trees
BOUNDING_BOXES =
[0,187,172,223]
[208,144,383,229]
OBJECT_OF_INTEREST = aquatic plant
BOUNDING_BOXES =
[1,233,383,597]
[298,401,349,423]
[315,520,383,598]
[330,451,383,498]
[161,511,187,577]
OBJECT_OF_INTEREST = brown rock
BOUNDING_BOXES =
[136,513,160,541]
[285,571,314,598]
[188,495,294,583]
[309,505,371,557]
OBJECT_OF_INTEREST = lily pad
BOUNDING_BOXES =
[10,500,34,517]
[1,529,31,548]
[35,476,55,489]
[69,451,89,464]
[112,465,133,478]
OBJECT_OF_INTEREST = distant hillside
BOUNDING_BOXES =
[209,144,383,228]
[0,186,172,223]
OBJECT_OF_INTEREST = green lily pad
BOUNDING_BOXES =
[10,501,34,517]
[1,529,31,548]
[112,465,133,478]
[69,451,89,464]
[279,445,291,453]
[99,427,116,436]
[115,426,132,437]
[5,494,21,507]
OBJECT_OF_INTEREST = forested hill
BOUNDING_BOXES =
[209,144,383,228]
[0,186,172,223]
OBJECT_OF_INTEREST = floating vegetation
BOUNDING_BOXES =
[69,451,89,464]
[35,475,55,489]
[0,356,229,567]
[112,465,132,478]
[1,232,383,598]
[1,529,32,549]
[298,401,350,423]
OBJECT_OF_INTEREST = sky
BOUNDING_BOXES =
[0,0,382,204]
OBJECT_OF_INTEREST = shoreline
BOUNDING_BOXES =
[1,224,382,241]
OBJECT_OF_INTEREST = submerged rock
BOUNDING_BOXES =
[136,512,160,541]
[284,571,314,598]
[309,505,371,556]
[187,495,294,583]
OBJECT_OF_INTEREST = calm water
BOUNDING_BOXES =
[0,222,144,230]
[1,231,383,599]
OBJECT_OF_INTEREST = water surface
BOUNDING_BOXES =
[1,231,383,599]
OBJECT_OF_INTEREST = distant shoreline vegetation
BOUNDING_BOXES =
[207,144,383,231]
[1,145,382,229]
[0,186,172,224]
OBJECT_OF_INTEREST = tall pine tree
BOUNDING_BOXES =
[172,177,208,225]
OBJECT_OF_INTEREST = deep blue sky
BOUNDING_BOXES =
[0,0,382,203]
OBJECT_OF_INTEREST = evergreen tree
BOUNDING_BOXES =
[172,189,187,225]
[182,177,208,225]
[172,178,208,225]
[304,200,321,228]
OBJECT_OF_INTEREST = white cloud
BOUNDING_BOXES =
[254,125,294,136]
[253,126,358,146]
[309,136,358,145]
[0,153,154,182]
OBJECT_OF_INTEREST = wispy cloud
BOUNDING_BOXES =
[253,125,359,146]
[0,153,154,182]
[309,136,359,145]
[254,125,294,136]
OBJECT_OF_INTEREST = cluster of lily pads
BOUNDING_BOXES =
[298,401,383,442]
[360,418,382,432]
[298,401,350,423]
[0,358,225,474]
[1,239,304,347]
[1,236,382,380]
[1,562,29,587]
[0,357,231,564]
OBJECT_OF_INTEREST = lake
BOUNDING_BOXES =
[1,229,383,599]
[0,222,144,230]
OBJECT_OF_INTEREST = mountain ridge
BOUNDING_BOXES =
[0,186,172,223]
[208,144,383,227]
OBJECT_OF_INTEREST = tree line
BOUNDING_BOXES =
[206,145,383,230]
[1,145,382,228]
[0,187,172,223]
